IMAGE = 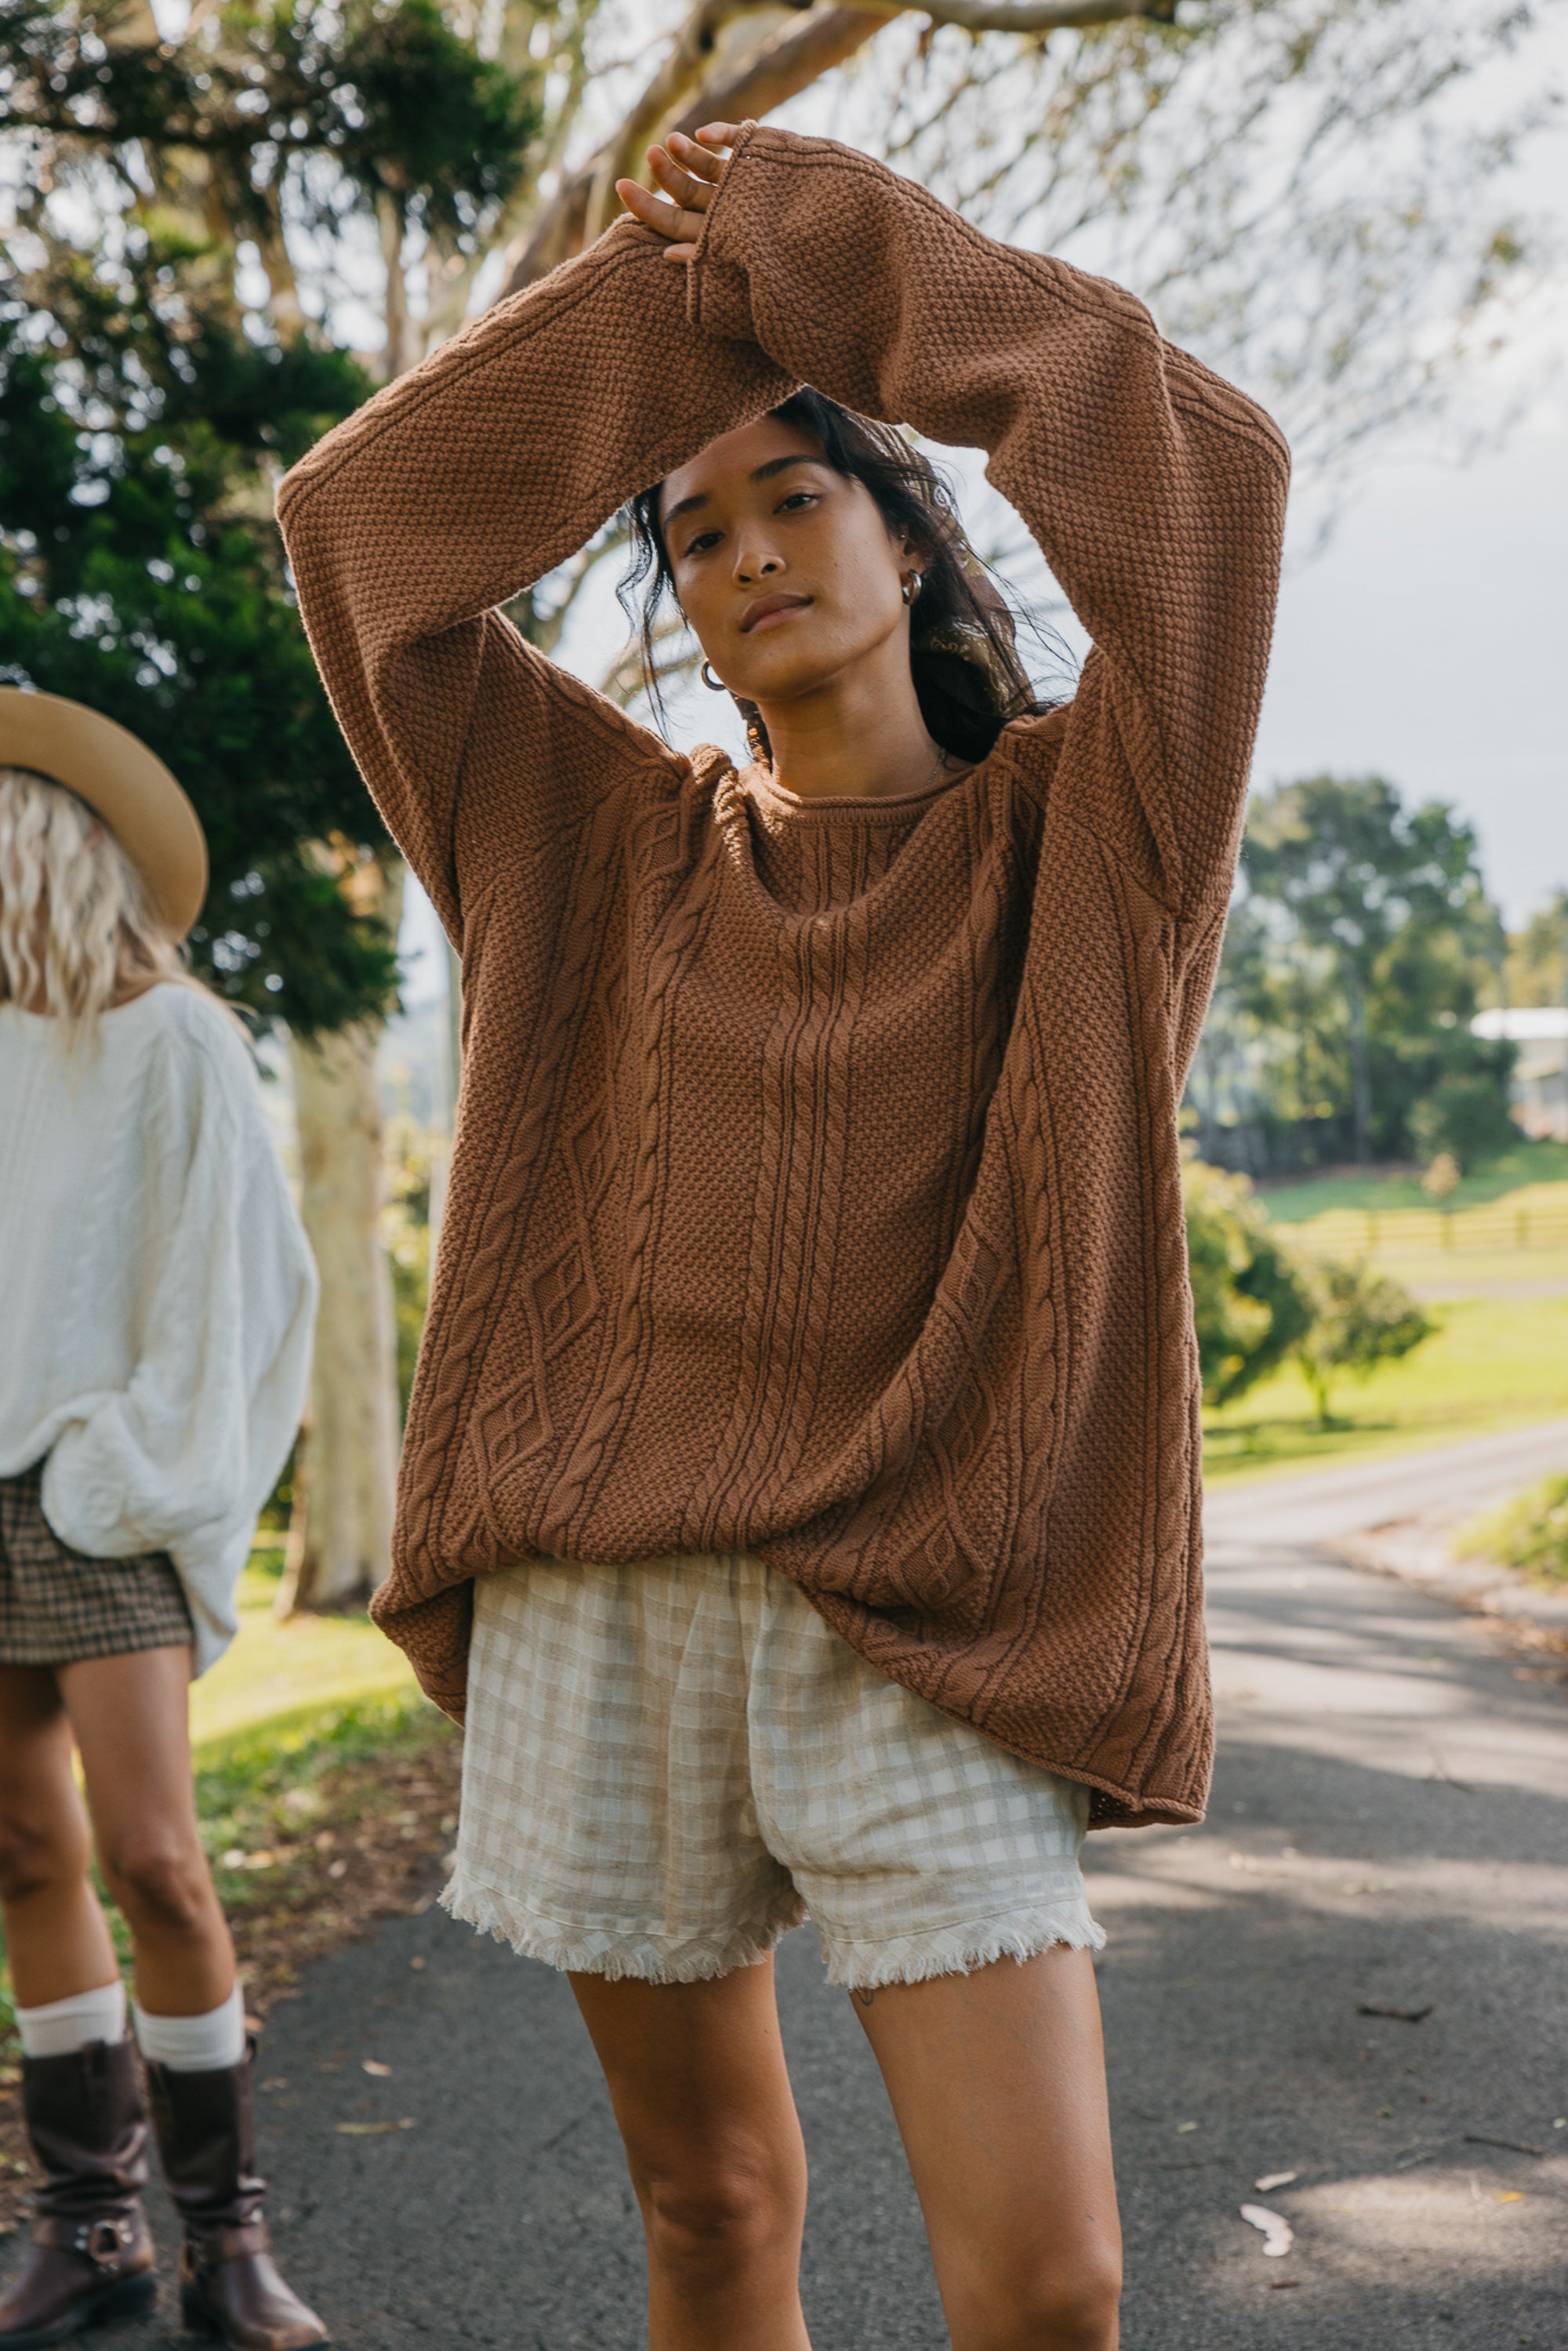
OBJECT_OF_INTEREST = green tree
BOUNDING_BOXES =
[1181,1158,1313,1406]
[1507,890,1568,1010]
[1222,775,1511,1166]
[1292,1257,1432,1427]
[0,234,394,1032]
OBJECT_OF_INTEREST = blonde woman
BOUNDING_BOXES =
[0,690,325,2349]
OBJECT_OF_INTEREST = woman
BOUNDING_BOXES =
[0,690,326,2350]
[280,122,1286,2349]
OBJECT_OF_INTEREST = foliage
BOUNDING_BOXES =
[1182,1156,1314,1405]
[1291,1254,1433,1424]
[0,234,400,1032]
[1461,1470,1568,1585]
[0,0,543,1029]
[1408,1070,1519,1174]
[1187,772,1514,1173]
[0,0,539,266]
[382,1112,438,1415]
[1505,889,1568,1010]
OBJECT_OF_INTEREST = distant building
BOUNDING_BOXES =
[1472,1007,1568,1141]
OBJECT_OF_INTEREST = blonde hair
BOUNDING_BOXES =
[0,765,200,1041]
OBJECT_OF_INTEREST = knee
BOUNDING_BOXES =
[0,1810,83,1907]
[986,2250,1123,2351]
[640,2153,802,2287]
[97,1831,212,1937]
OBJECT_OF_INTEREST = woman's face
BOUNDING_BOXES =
[659,415,915,714]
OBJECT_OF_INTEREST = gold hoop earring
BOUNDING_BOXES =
[700,661,727,691]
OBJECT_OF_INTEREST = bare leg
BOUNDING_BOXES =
[851,1945,1121,2351]
[571,1959,812,2351]
[0,1664,119,2006]
[60,1647,234,2017]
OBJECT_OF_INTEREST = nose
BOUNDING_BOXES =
[732,536,782,588]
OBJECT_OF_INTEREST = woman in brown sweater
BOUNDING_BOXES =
[280,121,1285,2351]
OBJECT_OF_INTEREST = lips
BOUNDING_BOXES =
[740,593,811,634]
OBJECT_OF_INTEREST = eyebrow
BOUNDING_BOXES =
[663,453,822,531]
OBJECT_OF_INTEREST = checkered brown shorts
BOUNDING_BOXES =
[0,1462,193,1666]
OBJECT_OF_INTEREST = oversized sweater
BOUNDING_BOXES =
[0,985,317,1673]
[278,124,1287,1827]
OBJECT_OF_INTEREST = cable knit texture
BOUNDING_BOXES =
[0,985,317,1672]
[278,125,1287,1827]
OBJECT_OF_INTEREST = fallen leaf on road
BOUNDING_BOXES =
[1266,2279,1301,2290]
[334,2119,416,2135]
[1464,2134,1544,2157]
[1240,2204,1294,2258]
[1254,2172,1298,2192]
[1337,1881,1393,1895]
[1494,2191,1524,2204]
[361,2060,392,2077]
[1176,2121,1199,2134]
[1358,2003,1434,2023]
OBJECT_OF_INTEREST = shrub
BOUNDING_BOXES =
[1292,1257,1434,1426]
[1460,1471,1568,1584]
[1182,1159,1315,1406]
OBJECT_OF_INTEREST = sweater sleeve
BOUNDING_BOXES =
[691,125,1290,918]
[41,1004,317,1669]
[275,221,794,938]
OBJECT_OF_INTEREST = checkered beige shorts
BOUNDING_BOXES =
[0,1464,192,1667]
[445,1552,1103,1990]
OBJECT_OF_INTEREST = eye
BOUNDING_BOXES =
[777,491,817,513]
[682,528,723,557]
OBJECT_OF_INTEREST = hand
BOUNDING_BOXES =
[615,124,739,263]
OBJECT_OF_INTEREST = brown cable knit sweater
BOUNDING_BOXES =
[278,124,1287,1828]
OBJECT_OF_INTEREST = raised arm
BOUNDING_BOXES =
[276,219,793,933]
[633,122,1288,919]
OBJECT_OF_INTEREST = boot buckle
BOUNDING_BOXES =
[81,2215,133,2272]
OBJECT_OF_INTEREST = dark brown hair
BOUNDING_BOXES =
[619,390,1062,765]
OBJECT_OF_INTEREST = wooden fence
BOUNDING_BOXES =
[1276,1185,1568,1257]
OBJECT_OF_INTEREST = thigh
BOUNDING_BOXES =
[0,1663,82,1839]
[57,1645,200,1860]
[570,1957,805,2199]
[852,1946,1120,2324]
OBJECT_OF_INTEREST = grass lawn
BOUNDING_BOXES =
[1203,1291,1568,1482]
[1252,1139,1568,1224]
[191,1544,415,1750]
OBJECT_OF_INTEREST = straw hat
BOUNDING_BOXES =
[0,688,208,938]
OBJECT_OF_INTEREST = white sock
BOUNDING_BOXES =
[132,1983,246,2073]
[16,1979,127,2059]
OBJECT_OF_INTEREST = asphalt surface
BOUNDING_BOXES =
[27,1427,1568,2348]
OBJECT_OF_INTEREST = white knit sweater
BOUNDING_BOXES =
[0,983,317,1674]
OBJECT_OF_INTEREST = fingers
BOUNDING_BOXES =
[614,175,704,251]
[649,140,717,211]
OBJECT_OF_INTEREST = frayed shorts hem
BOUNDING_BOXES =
[443,1869,1103,1991]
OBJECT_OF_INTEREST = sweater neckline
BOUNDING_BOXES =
[736,754,984,823]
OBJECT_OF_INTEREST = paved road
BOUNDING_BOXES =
[98,1424,1568,2347]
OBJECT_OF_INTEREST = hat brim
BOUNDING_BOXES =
[0,688,208,940]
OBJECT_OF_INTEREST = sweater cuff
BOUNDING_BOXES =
[687,118,764,340]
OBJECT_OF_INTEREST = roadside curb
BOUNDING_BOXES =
[1337,1518,1568,1648]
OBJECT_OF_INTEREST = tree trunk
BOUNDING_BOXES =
[1346,972,1373,1164]
[278,1014,401,1613]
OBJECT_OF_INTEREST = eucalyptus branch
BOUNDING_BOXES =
[910,0,1173,28]
[504,5,887,291]
[502,0,1179,296]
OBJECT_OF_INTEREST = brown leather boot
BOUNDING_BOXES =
[0,2037,158,2346]
[144,2044,327,2350]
